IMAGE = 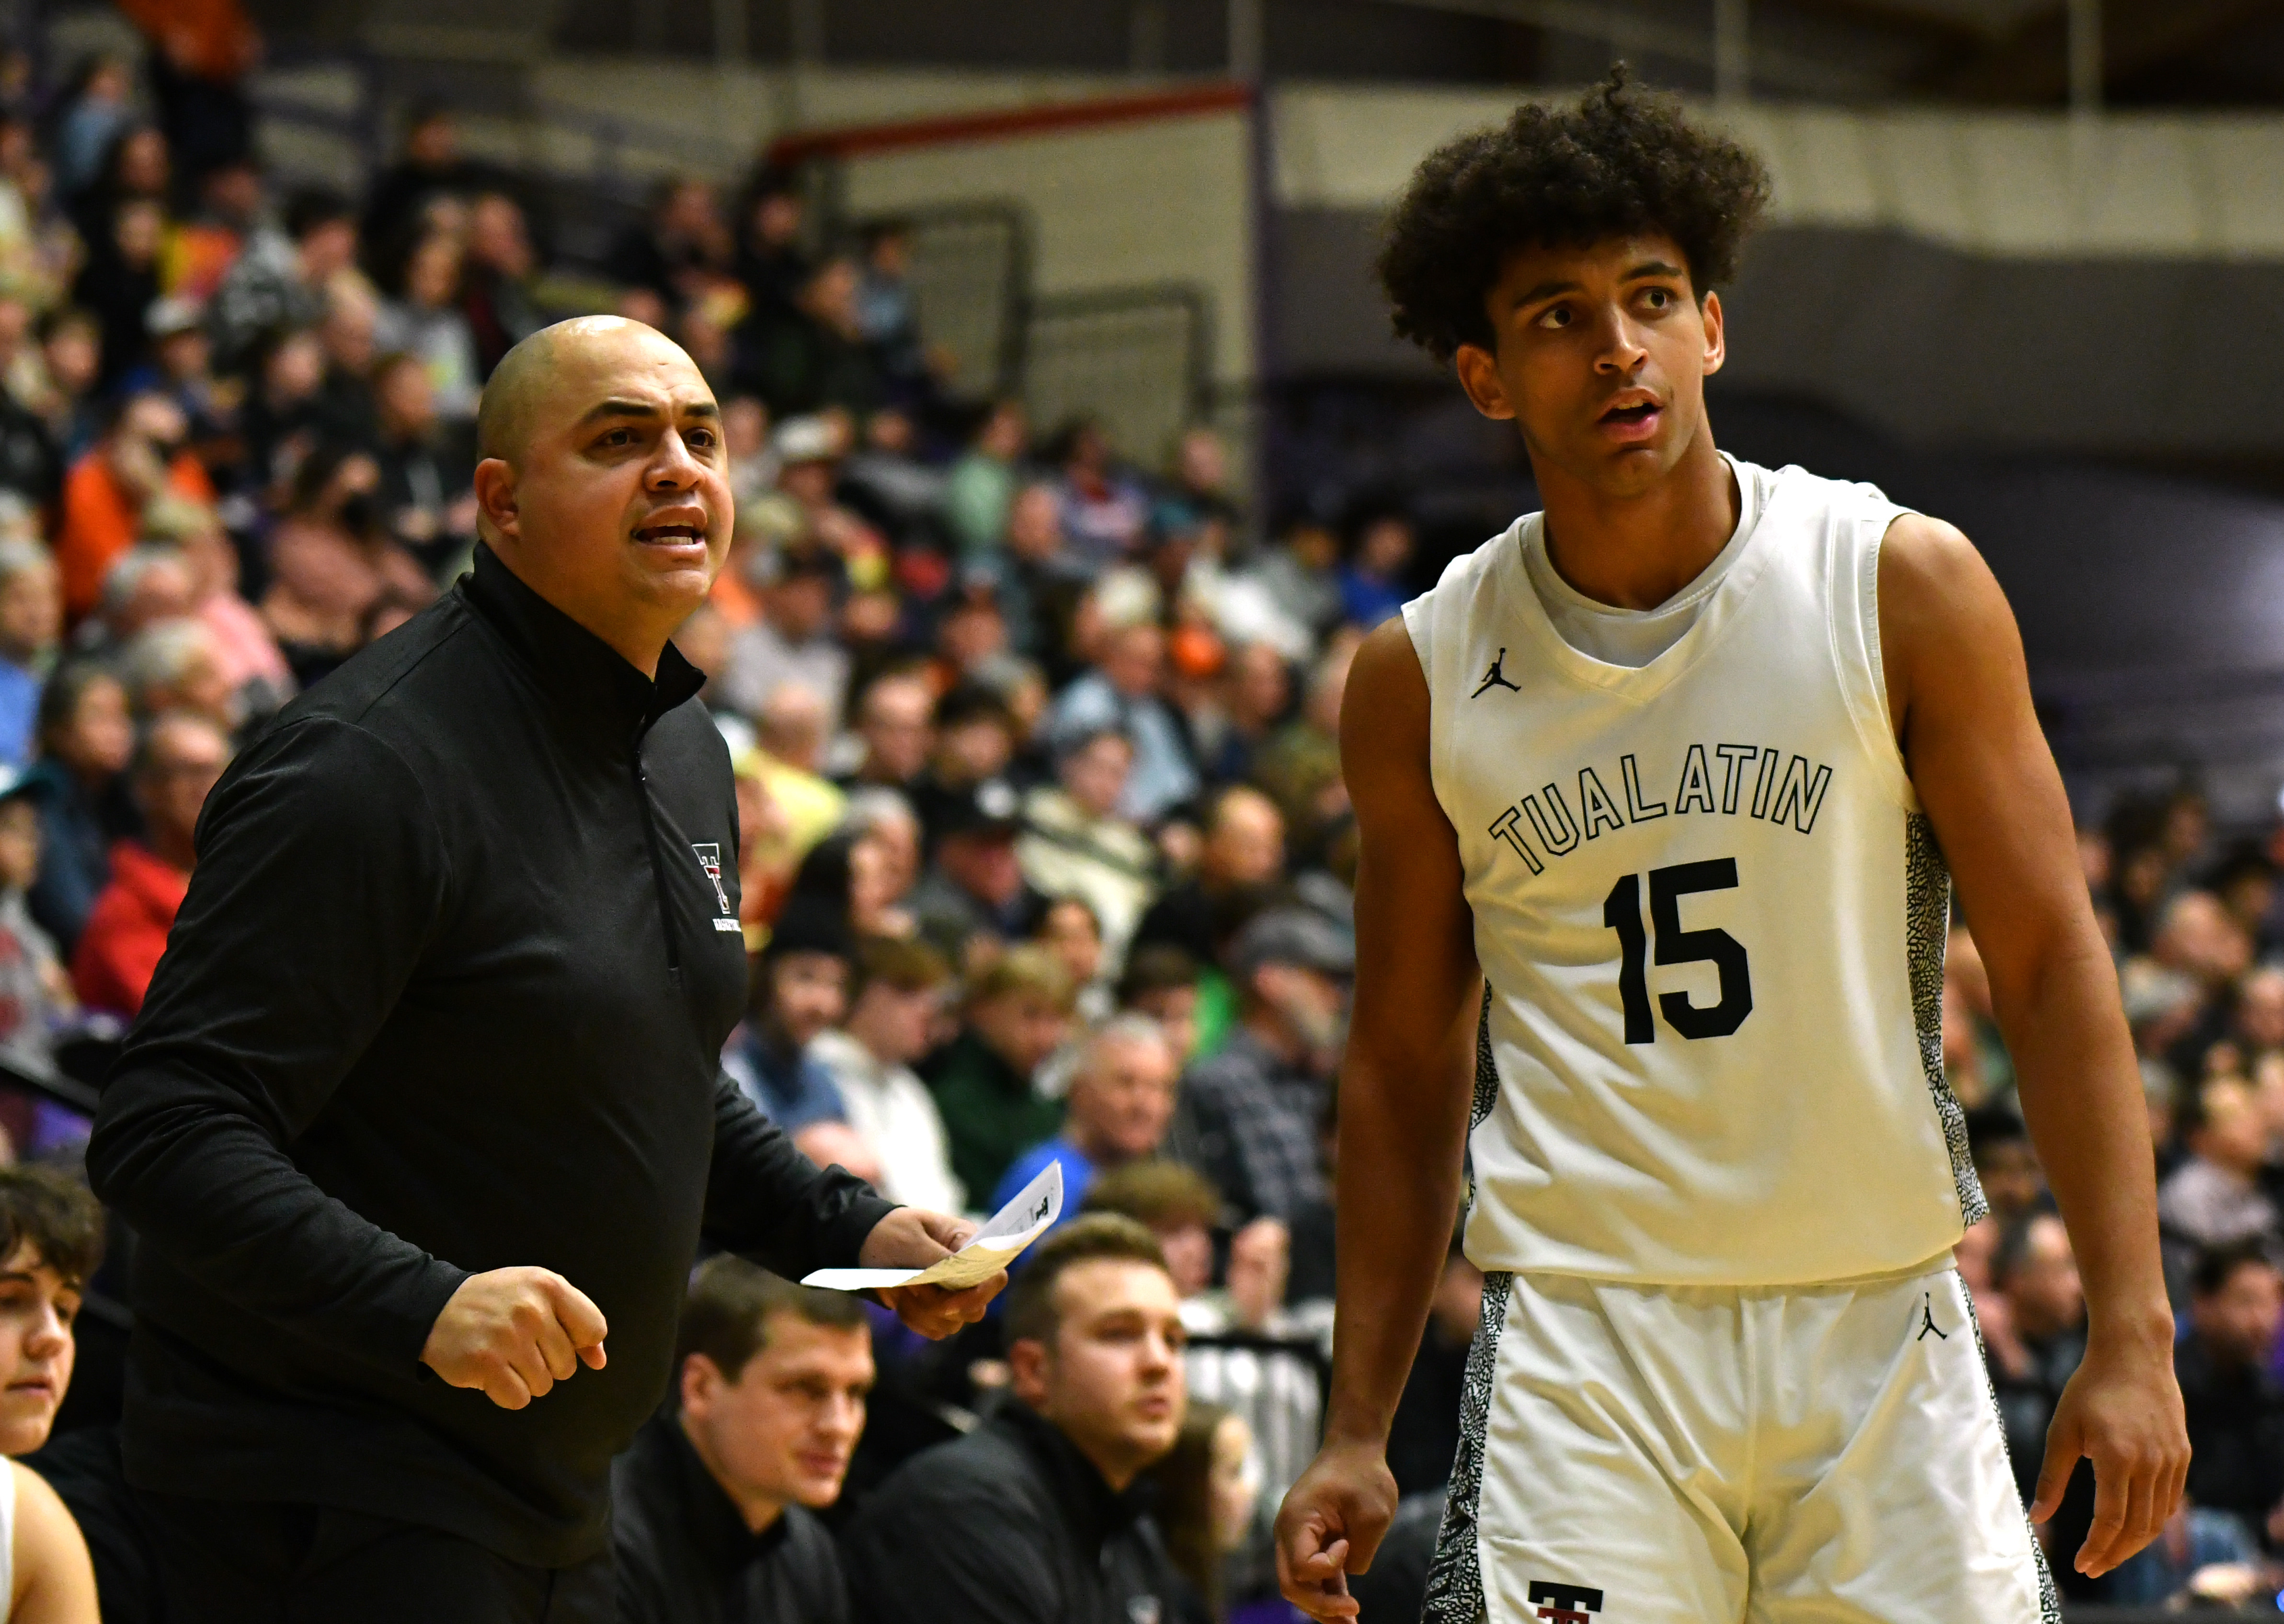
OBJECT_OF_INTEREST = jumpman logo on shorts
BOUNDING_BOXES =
[1916,1291,1949,1341]
[1472,647,1521,697]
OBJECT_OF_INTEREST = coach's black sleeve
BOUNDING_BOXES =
[701,1075,897,1271]
[87,717,468,1376]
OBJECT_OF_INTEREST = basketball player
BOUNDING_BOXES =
[1275,73,2188,1624]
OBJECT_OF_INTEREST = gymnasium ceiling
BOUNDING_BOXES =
[249,0,2284,108]
[1762,0,2284,104]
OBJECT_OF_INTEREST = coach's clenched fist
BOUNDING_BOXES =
[420,1267,610,1409]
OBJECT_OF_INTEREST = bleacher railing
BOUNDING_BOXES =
[859,203,1032,403]
[1023,283,1213,465]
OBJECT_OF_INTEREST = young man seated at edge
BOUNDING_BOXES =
[613,1256,873,1624]
[843,1215,1190,1624]
[0,1166,103,1624]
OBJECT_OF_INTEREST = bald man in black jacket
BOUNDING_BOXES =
[88,318,999,1623]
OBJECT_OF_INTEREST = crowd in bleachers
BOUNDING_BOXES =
[0,26,1403,1621]
[1954,785,2284,1610]
[0,15,2273,1623]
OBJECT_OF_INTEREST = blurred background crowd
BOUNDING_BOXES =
[0,0,2272,1618]
[0,13,1413,1617]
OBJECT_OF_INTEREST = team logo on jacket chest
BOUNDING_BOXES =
[1530,1579,1604,1622]
[1485,743,1833,875]
[692,844,742,931]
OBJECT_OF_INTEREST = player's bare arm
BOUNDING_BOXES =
[10,1462,97,1624]
[1274,616,1482,1621]
[1881,511,2189,1577]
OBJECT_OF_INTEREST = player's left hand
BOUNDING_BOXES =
[1275,1437,1397,1621]
[859,1207,1005,1338]
[2031,1330,2190,1577]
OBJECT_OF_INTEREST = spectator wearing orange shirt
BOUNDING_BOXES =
[117,0,261,197]
[53,392,215,623]
[72,712,228,1018]
[118,0,260,84]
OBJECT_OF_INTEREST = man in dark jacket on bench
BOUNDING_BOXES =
[845,1215,1189,1624]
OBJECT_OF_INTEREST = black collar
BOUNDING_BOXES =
[656,1412,791,1573]
[994,1398,1156,1552]
[461,543,706,747]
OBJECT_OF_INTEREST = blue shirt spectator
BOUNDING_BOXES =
[1338,563,1407,630]
[1047,623,1198,826]
[722,1025,847,1132]
[1338,509,1417,629]
[0,538,62,769]
[0,659,39,767]
[990,1015,1179,1239]
[992,1133,1097,1226]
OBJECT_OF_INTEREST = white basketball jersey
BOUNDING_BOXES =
[1402,459,1986,1287]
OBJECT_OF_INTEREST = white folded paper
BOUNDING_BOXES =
[802,1160,1063,1293]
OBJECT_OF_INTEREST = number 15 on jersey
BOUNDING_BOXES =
[1601,858,1753,1044]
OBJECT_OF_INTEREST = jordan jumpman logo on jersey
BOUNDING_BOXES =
[1915,1291,1948,1341]
[1472,647,1521,697]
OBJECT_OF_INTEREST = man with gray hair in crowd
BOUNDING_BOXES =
[993,1011,1180,1219]
[118,620,236,735]
[85,545,195,659]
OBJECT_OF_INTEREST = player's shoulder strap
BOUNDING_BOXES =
[1399,515,1527,696]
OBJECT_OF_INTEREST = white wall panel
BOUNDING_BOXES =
[1272,82,2284,264]
[839,111,1256,385]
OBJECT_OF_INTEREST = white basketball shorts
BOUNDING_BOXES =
[1419,1261,2058,1624]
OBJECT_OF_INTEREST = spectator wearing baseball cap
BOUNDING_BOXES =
[766,412,892,596]
[907,775,1050,975]
[905,681,1021,853]
[130,295,232,457]
[721,895,851,1132]
[1171,908,1352,1224]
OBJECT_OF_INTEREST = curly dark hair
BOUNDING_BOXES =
[0,1166,104,1292]
[1377,67,1772,365]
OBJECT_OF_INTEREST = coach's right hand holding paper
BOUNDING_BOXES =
[803,1160,1063,1294]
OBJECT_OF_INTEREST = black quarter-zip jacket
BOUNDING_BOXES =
[86,544,895,1567]
[843,1399,1182,1624]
